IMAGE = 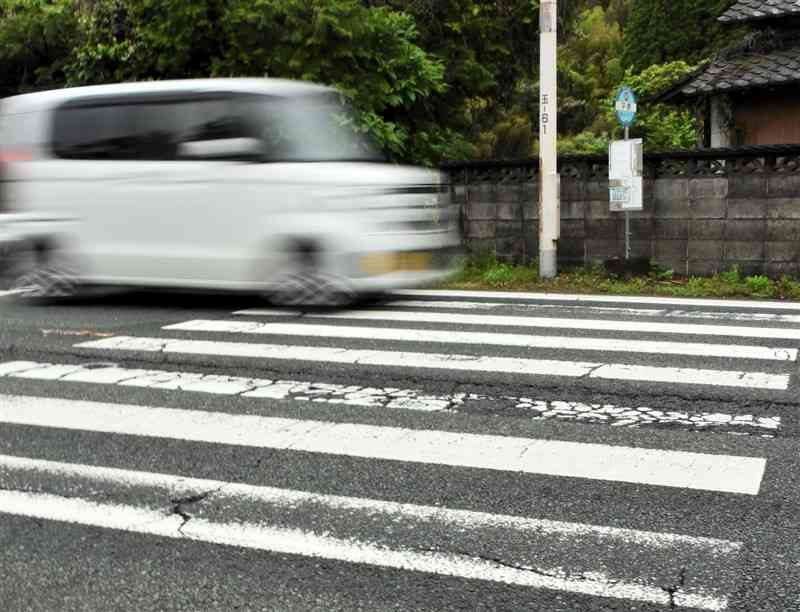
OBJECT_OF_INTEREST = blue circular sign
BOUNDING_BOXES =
[614,86,637,127]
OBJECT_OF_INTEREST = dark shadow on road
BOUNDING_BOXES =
[1,286,392,314]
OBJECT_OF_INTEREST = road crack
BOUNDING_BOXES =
[661,566,687,609]
[582,363,607,379]
[169,487,223,534]
[416,546,602,584]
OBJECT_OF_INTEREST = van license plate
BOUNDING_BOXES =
[397,252,431,271]
[361,252,431,274]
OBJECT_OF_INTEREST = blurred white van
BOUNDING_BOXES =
[0,78,459,305]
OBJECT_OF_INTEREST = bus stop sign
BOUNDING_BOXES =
[614,86,637,127]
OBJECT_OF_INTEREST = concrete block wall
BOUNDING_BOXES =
[446,149,800,277]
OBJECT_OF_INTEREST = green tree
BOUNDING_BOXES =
[0,0,77,96]
[213,0,450,162]
[558,4,624,135]
[65,0,225,84]
[605,61,700,150]
[57,0,453,163]
[622,0,732,71]
[0,0,720,163]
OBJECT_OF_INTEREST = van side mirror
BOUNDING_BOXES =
[176,137,263,161]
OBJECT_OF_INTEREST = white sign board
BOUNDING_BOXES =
[609,139,643,212]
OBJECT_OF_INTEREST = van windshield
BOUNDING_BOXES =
[254,95,384,163]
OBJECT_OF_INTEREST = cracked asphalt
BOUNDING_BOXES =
[0,288,799,611]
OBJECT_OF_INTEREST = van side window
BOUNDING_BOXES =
[53,103,166,160]
[181,99,255,143]
[51,95,260,161]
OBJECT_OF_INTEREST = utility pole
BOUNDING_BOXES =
[538,0,559,278]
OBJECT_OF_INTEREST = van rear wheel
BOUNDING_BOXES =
[7,242,79,300]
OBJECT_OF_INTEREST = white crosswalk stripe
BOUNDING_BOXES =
[164,319,798,361]
[0,360,783,434]
[388,299,800,324]
[75,335,791,390]
[392,289,800,310]
[2,289,796,609]
[0,394,766,493]
[0,453,740,610]
[235,307,800,340]
[4,487,732,609]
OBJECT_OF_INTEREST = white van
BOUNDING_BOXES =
[0,78,459,305]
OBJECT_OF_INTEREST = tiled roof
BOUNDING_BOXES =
[678,46,800,95]
[718,0,800,23]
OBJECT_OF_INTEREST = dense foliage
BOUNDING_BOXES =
[621,0,731,72]
[0,0,740,163]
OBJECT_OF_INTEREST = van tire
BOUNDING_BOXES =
[7,241,79,300]
[269,271,355,308]
[268,241,354,308]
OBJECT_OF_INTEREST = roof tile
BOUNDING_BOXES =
[679,46,800,95]
[719,0,800,23]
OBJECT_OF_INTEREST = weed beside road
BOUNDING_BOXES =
[441,253,800,300]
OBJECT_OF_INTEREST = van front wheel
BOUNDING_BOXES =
[269,271,355,308]
[267,243,354,308]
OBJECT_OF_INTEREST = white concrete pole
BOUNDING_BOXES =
[538,0,559,278]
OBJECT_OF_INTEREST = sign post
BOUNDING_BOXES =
[538,0,559,279]
[609,86,641,260]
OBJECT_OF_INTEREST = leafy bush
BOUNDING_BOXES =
[475,109,536,160]
[719,265,743,287]
[558,131,609,156]
[745,275,772,296]
[776,276,800,300]
[483,263,516,286]
[649,264,674,281]
[444,257,800,301]
[602,61,701,150]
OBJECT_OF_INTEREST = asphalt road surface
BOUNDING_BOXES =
[1,287,799,611]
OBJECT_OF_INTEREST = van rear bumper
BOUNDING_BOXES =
[350,269,453,292]
[347,244,462,291]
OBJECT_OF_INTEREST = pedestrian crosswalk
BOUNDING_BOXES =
[0,394,766,494]
[0,289,796,609]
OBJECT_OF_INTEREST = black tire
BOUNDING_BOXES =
[269,271,355,309]
[6,242,79,301]
[267,242,355,309]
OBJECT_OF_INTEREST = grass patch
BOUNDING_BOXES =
[441,253,800,300]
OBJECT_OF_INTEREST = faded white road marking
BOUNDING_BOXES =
[0,488,729,610]
[236,308,800,341]
[75,336,791,390]
[164,319,798,362]
[589,364,782,388]
[0,454,738,610]
[0,454,741,550]
[389,299,518,310]
[391,289,800,311]
[387,300,800,324]
[0,394,767,493]
[0,361,782,435]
